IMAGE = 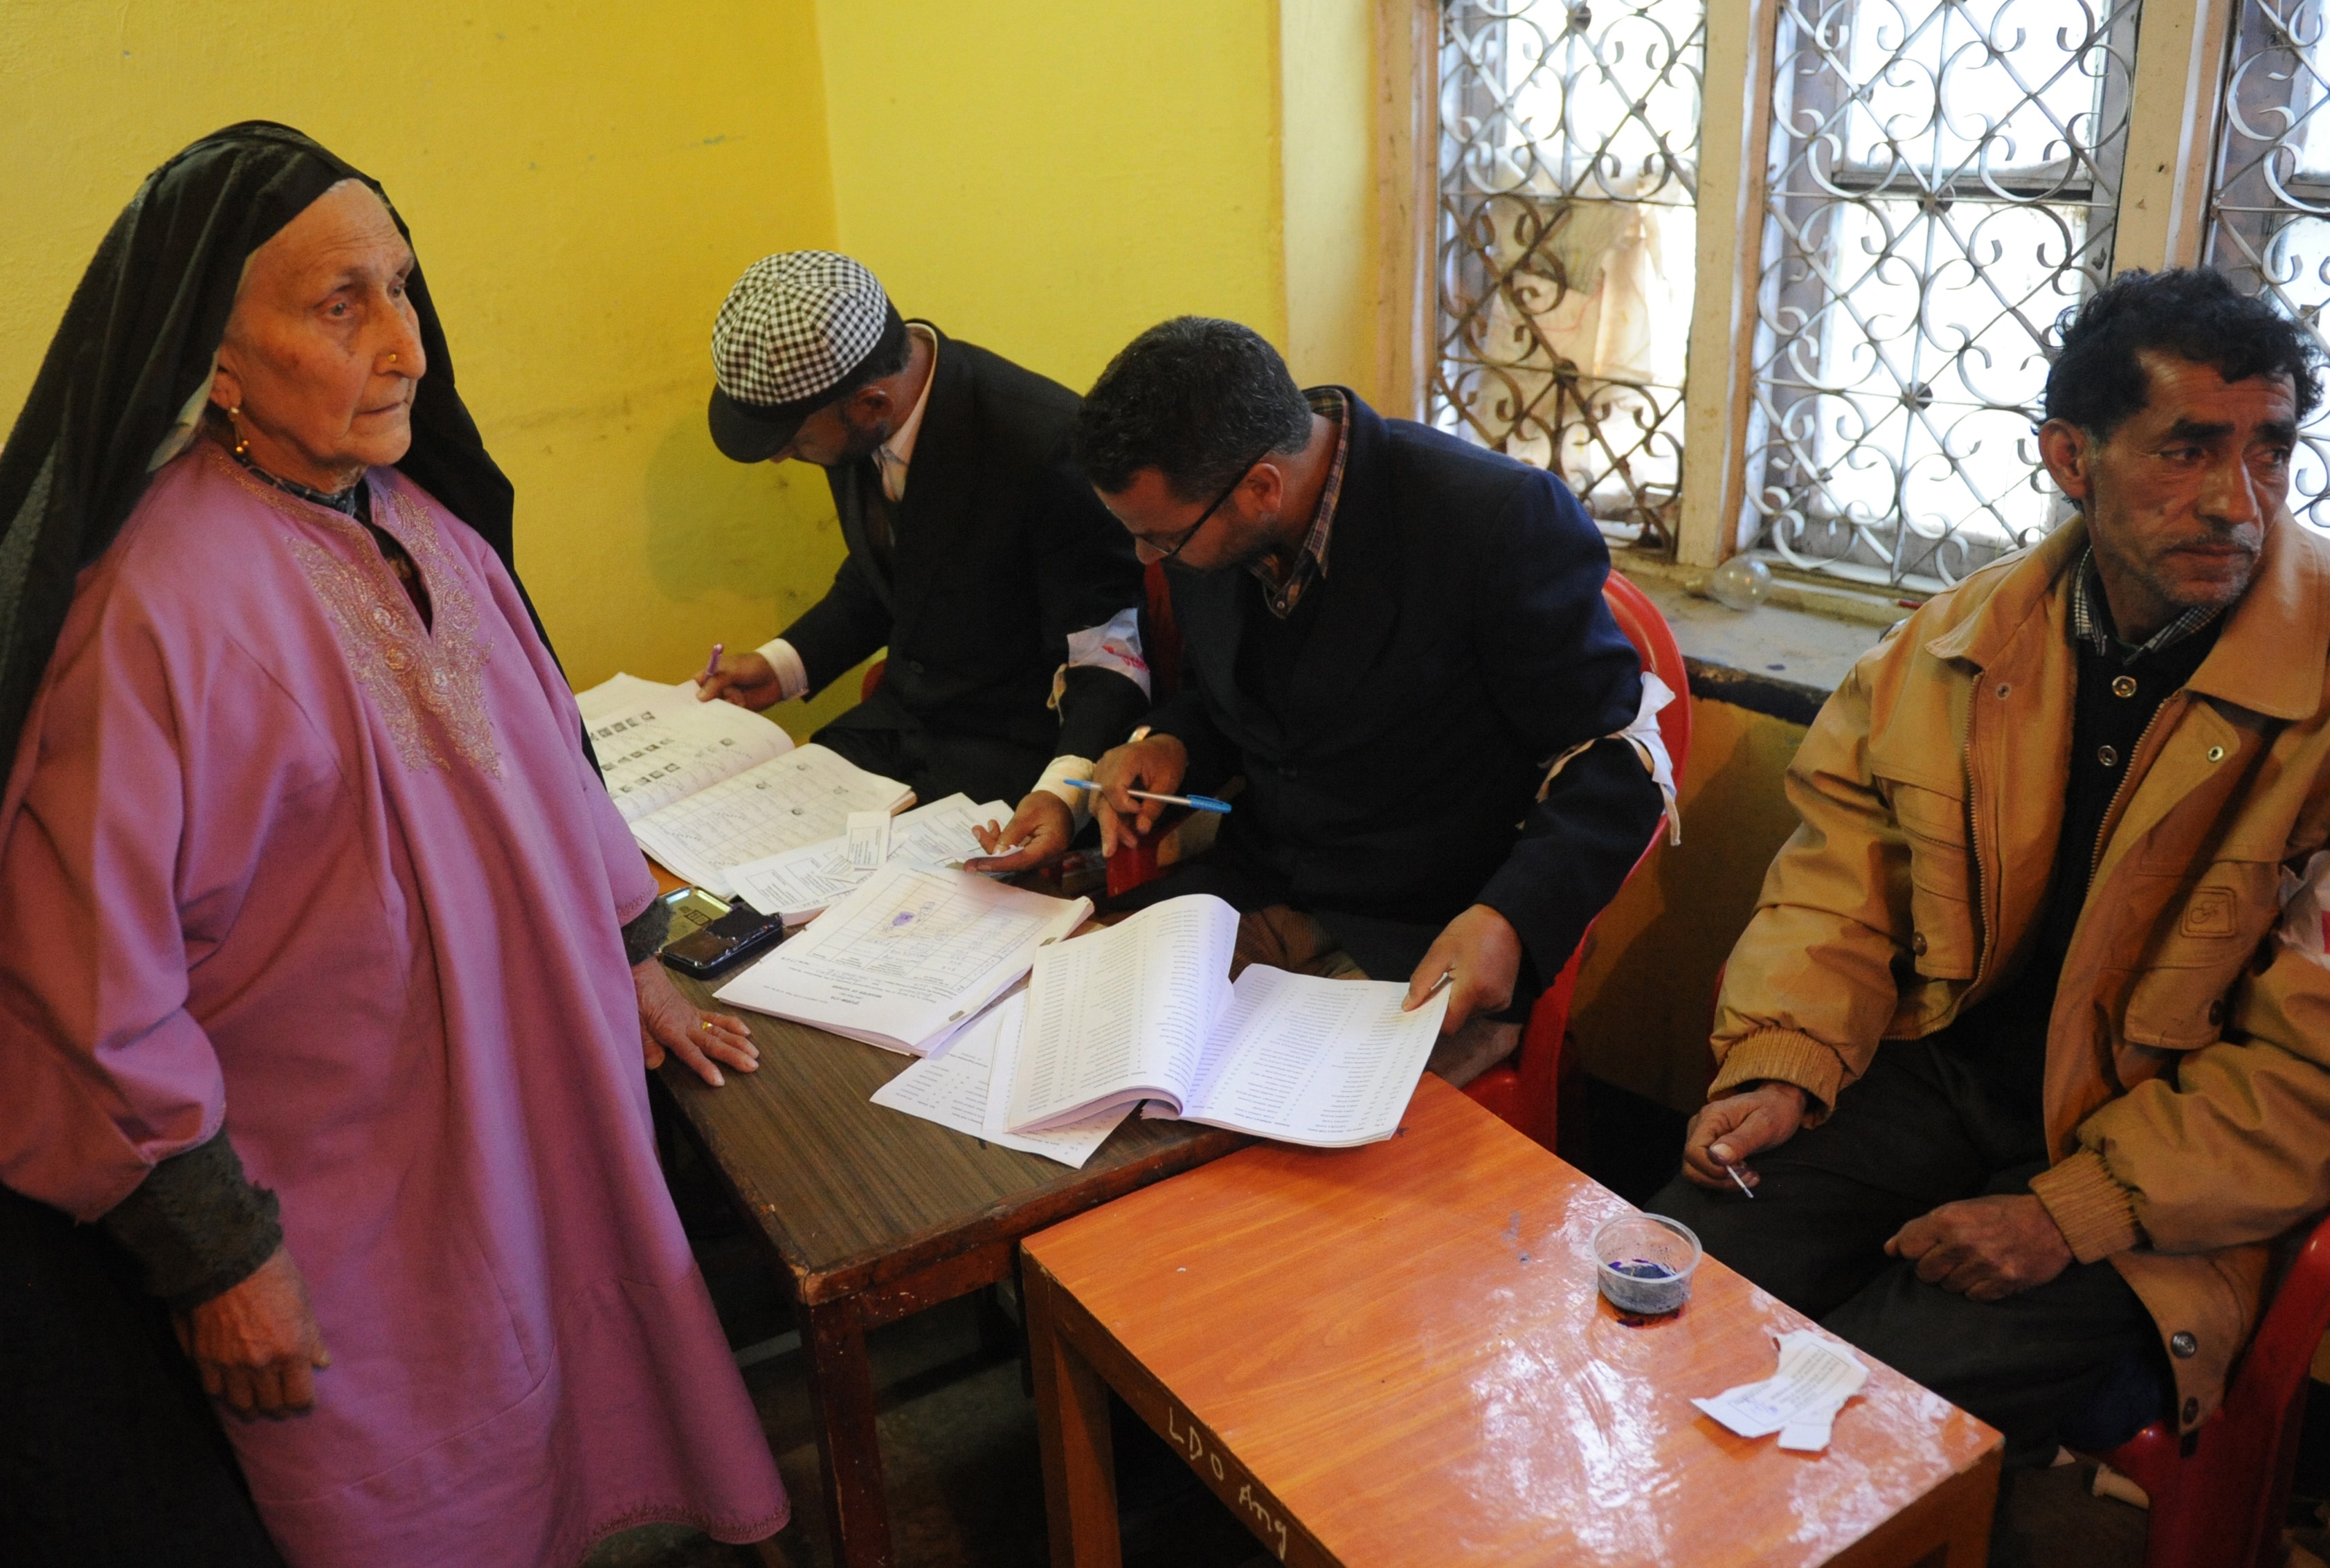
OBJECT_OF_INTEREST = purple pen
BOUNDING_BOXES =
[698,642,724,687]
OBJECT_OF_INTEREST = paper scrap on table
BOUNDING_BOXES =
[845,811,892,871]
[1692,1329,1868,1453]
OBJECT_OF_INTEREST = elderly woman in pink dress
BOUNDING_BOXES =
[0,124,786,1567]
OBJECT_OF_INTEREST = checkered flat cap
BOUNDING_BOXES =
[707,251,906,462]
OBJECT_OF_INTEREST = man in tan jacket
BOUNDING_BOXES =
[1652,268,2330,1466]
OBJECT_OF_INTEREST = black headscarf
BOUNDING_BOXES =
[0,122,534,769]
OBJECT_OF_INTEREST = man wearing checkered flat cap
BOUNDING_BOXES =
[697,251,1149,865]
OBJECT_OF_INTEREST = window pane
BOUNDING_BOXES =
[1743,0,2142,590]
[2204,0,2330,528]
[1434,0,1706,554]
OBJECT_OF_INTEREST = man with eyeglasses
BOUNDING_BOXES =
[696,252,1150,860]
[1058,316,1674,1083]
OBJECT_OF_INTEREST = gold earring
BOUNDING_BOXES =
[228,405,249,458]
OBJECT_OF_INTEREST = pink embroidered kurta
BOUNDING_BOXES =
[0,443,786,1566]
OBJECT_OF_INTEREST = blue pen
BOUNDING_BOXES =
[1059,777,1232,814]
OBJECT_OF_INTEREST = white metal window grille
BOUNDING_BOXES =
[2203,0,2330,527]
[1432,0,1706,553]
[1740,0,2144,590]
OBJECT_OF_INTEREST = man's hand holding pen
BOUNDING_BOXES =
[1091,732,1193,854]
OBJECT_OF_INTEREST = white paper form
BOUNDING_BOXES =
[1692,1330,1870,1452]
[575,670,682,723]
[1007,896,1238,1132]
[1162,969,1447,1146]
[576,677,796,823]
[726,795,1015,923]
[716,865,1089,1054]
[869,993,1126,1166]
[630,745,912,896]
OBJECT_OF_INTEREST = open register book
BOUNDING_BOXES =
[575,673,912,896]
[715,864,1090,1056]
[869,991,1128,1169]
[1003,894,1448,1148]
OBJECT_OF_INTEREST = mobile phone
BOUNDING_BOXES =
[659,885,733,943]
[660,901,786,977]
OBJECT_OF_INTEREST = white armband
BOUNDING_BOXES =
[1535,672,1681,845]
[1048,606,1151,710]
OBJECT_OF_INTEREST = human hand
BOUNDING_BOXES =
[1093,734,1190,856]
[1886,1194,2073,1301]
[635,955,759,1087]
[966,791,1075,873]
[177,1245,330,1416]
[1681,1082,1809,1190]
[696,651,782,710]
[1404,904,1522,1034]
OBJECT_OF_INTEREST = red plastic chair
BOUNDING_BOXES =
[2098,1212,2330,1568]
[1461,571,1690,1153]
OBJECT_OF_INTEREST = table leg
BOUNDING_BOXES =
[800,1297,894,1568]
[1026,1261,1121,1568]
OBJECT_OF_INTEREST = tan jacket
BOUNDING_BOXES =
[1714,516,2330,1430]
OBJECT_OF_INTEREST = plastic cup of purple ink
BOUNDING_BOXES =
[1591,1213,1701,1316]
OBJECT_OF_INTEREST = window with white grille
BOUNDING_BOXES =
[2204,0,2330,527]
[1737,0,2144,590]
[1432,0,1706,553]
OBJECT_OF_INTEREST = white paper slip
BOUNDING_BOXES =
[1691,1330,1869,1453]
[573,673,797,823]
[725,795,1014,924]
[628,745,914,896]
[870,992,1126,1166]
[845,811,893,870]
[716,865,1090,1055]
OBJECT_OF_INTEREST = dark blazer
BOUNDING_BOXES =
[779,325,1147,761]
[1144,391,1664,979]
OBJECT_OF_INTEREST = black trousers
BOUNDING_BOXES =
[0,1188,285,1567]
[1648,1039,2162,1466]
[813,687,1051,806]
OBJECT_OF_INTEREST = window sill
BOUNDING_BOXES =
[1614,555,1893,723]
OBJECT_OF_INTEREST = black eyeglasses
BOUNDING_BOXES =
[1139,450,1272,561]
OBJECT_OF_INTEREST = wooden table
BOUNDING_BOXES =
[656,970,1245,1567]
[1023,1075,2003,1567]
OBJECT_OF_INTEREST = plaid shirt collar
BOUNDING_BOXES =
[2068,546,2221,664]
[1247,386,1350,620]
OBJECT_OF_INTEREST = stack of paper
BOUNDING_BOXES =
[869,991,1129,1168]
[726,794,1013,925]
[1691,1330,1869,1452]
[714,865,1090,1055]
[571,674,914,897]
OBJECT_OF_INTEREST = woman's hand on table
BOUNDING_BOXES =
[633,955,759,1087]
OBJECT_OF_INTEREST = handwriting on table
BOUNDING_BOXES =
[1166,1404,1290,1561]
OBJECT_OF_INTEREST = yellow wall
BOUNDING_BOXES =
[5,3,1391,740]
[1569,696,1812,1112]
[814,1,1292,398]
[1281,0,1382,397]
[0,1,866,730]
